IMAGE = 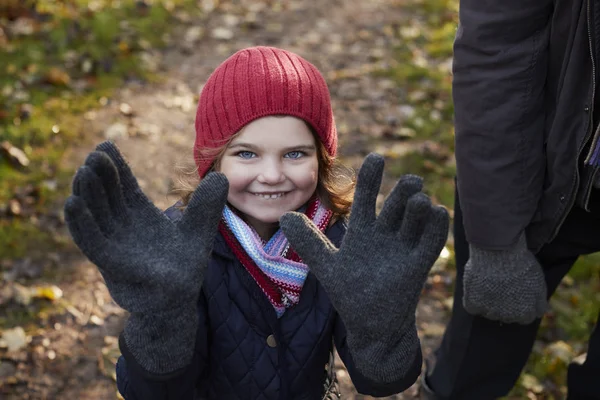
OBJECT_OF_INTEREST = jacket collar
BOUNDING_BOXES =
[211,229,235,260]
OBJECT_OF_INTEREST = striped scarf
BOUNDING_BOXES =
[219,197,333,318]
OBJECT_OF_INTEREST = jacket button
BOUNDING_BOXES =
[266,334,277,348]
[585,105,590,112]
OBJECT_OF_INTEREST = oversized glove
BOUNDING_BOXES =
[463,233,548,325]
[64,141,228,376]
[279,153,449,383]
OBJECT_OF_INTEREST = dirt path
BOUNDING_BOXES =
[3,1,453,398]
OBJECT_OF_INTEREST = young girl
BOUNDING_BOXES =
[64,46,449,400]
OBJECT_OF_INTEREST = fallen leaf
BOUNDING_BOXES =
[184,26,204,44]
[104,123,129,140]
[9,18,35,36]
[521,374,544,394]
[211,27,234,40]
[8,199,22,215]
[572,352,587,365]
[547,341,574,363]
[44,67,71,86]
[33,285,63,301]
[42,180,57,191]
[442,296,454,311]
[223,14,240,27]
[1,141,30,168]
[201,0,217,13]
[0,327,28,352]
[118,41,130,54]
[119,103,134,116]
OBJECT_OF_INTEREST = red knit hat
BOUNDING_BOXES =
[194,46,337,177]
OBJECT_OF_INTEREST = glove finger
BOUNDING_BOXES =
[64,195,110,268]
[279,212,336,278]
[412,204,449,269]
[348,153,384,227]
[95,141,155,210]
[396,193,432,247]
[376,175,423,232]
[84,150,129,221]
[72,166,117,235]
[180,172,229,252]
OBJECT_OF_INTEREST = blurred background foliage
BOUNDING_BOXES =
[0,0,198,260]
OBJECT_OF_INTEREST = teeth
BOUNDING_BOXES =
[254,192,285,199]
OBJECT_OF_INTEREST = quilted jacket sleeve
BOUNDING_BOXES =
[333,317,421,396]
[116,293,210,400]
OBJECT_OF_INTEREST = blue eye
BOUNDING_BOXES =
[285,151,305,159]
[237,151,256,159]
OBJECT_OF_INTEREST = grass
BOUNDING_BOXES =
[0,0,200,261]
[379,0,600,397]
[374,0,457,207]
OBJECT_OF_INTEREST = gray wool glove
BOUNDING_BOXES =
[463,232,548,325]
[280,153,449,383]
[64,141,228,376]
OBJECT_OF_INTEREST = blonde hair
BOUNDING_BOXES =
[172,123,355,219]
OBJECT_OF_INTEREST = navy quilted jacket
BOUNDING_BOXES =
[115,206,421,400]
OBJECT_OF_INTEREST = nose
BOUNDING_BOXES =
[257,159,285,184]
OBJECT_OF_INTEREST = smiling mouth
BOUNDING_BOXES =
[251,192,289,199]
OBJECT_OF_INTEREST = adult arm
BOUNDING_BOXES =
[454,0,553,249]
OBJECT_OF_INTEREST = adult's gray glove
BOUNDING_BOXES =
[463,232,548,325]
[64,141,228,376]
[280,153,449,383]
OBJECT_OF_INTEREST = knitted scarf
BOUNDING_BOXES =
[218,197,333,318]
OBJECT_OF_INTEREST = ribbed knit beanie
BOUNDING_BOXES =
[194,46,338,177]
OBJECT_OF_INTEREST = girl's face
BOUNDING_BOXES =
[217,116,319,239]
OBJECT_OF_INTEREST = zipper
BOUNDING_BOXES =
[548,0,596,242]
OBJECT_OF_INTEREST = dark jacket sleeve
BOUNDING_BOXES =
[333,316,421,396]
[115,291,210,400]
[454,0,553,250]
